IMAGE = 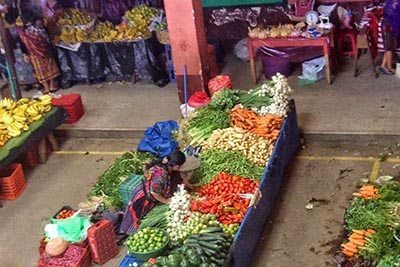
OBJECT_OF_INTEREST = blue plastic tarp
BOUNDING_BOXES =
[227,100,300,267]
[137,120,179,158]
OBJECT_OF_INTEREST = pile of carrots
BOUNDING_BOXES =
[352,185,380,199]
[191,172,259,224]
[230,107,282,142]
[341,229,376,258]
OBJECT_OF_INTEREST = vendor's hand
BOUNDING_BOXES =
[23,54,30,63]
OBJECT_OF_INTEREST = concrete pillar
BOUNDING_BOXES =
[164,0,210,103]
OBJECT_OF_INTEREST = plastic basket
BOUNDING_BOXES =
[0,163,26,200]
[119,175,144,206]
[17,145,39,169]
[52,94,84,124]
[128,229,169,261]
[87,219,118,265]
[52,205,75,220]
[119,253,142,267]
[39,237,88,255]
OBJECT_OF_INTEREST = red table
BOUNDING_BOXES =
[247,33,334,84]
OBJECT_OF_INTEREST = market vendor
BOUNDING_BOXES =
[19,12,60,94]
[119,150,199,235]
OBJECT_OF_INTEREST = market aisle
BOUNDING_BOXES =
[0,139,398,266]
[252,140,398,267]
[0,139,136,267]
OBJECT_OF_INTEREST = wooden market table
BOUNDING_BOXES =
[247,32,334,84]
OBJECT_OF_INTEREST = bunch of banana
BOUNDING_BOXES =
[59,27,88,43]
[57,8,94,28]
[123,5,157,36]
[0,96,53,146]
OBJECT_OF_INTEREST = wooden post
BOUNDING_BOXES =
[0,14,21,100]
[164,0,210,103]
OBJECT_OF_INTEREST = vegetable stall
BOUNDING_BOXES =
[36,73,300,266]
[335,180,400,266]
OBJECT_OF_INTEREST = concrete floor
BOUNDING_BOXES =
[1,138,399,266]
[20,51,400,137]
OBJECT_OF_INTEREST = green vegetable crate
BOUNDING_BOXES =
[119,174,144,206]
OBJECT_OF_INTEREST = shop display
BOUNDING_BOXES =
[0,96,53,146]
[57,8,95,28]
[35,73,298,266]
[338,180,400,266]
[56,5,157,44]
[248,24,301,38]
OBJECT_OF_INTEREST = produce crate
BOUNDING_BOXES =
[119,174,144,206]
[52,205,75,220]
[52,94,84,124]
[87,219,118,265]
[17,145,39,169]
[0,163,26,200]
[119,253,142,267]
[39,237,88,255]
[38,245,92,267]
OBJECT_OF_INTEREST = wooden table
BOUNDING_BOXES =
[247,33,334,84]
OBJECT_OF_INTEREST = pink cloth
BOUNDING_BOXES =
[295,0,315,17]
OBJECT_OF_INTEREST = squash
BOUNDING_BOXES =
[45,237,68,256]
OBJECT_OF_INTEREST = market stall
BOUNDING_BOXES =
[56,37,167,88]
[335,180,400,266]
[34,73,300,266]
[49,6,169,87]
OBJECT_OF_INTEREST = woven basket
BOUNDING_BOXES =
[156,30,170,45]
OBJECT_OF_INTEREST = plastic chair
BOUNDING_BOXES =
[337,29,358,76]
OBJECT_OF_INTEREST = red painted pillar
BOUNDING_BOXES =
[164,0,210,103]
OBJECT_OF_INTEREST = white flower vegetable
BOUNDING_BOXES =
[252,73,293,117]
[166,185,192,244]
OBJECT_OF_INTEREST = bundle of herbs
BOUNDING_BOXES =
[89,151,154,209]
[192,149,265,185]
[186,106,230,146]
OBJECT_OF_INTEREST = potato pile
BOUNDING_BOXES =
[204,127,273,166]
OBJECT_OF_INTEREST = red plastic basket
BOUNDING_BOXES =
[52,94,84,124]
[38,245,92,267]
[0,163,26,200]
[87,219,118,265]
[18,145,39,169]
[39,237,88,256]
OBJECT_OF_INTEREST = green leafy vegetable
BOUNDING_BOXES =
[235,86,273,109]
[360,229,399,261]
[138,204,170,231]
[377,253,400,267]
[208,89,238,110]
[193,149,265,185]
[187,107,230,145]
[379,182,400,202]
[89,151,154,209]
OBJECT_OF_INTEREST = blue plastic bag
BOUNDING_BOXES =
[137,120,179,157]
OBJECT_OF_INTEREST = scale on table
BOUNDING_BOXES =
[317,4,337,29]
[305,11,319,29]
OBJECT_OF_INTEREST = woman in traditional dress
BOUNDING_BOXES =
[119,150,187,235]
[19,13,60,94]
[379,0,400,75]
